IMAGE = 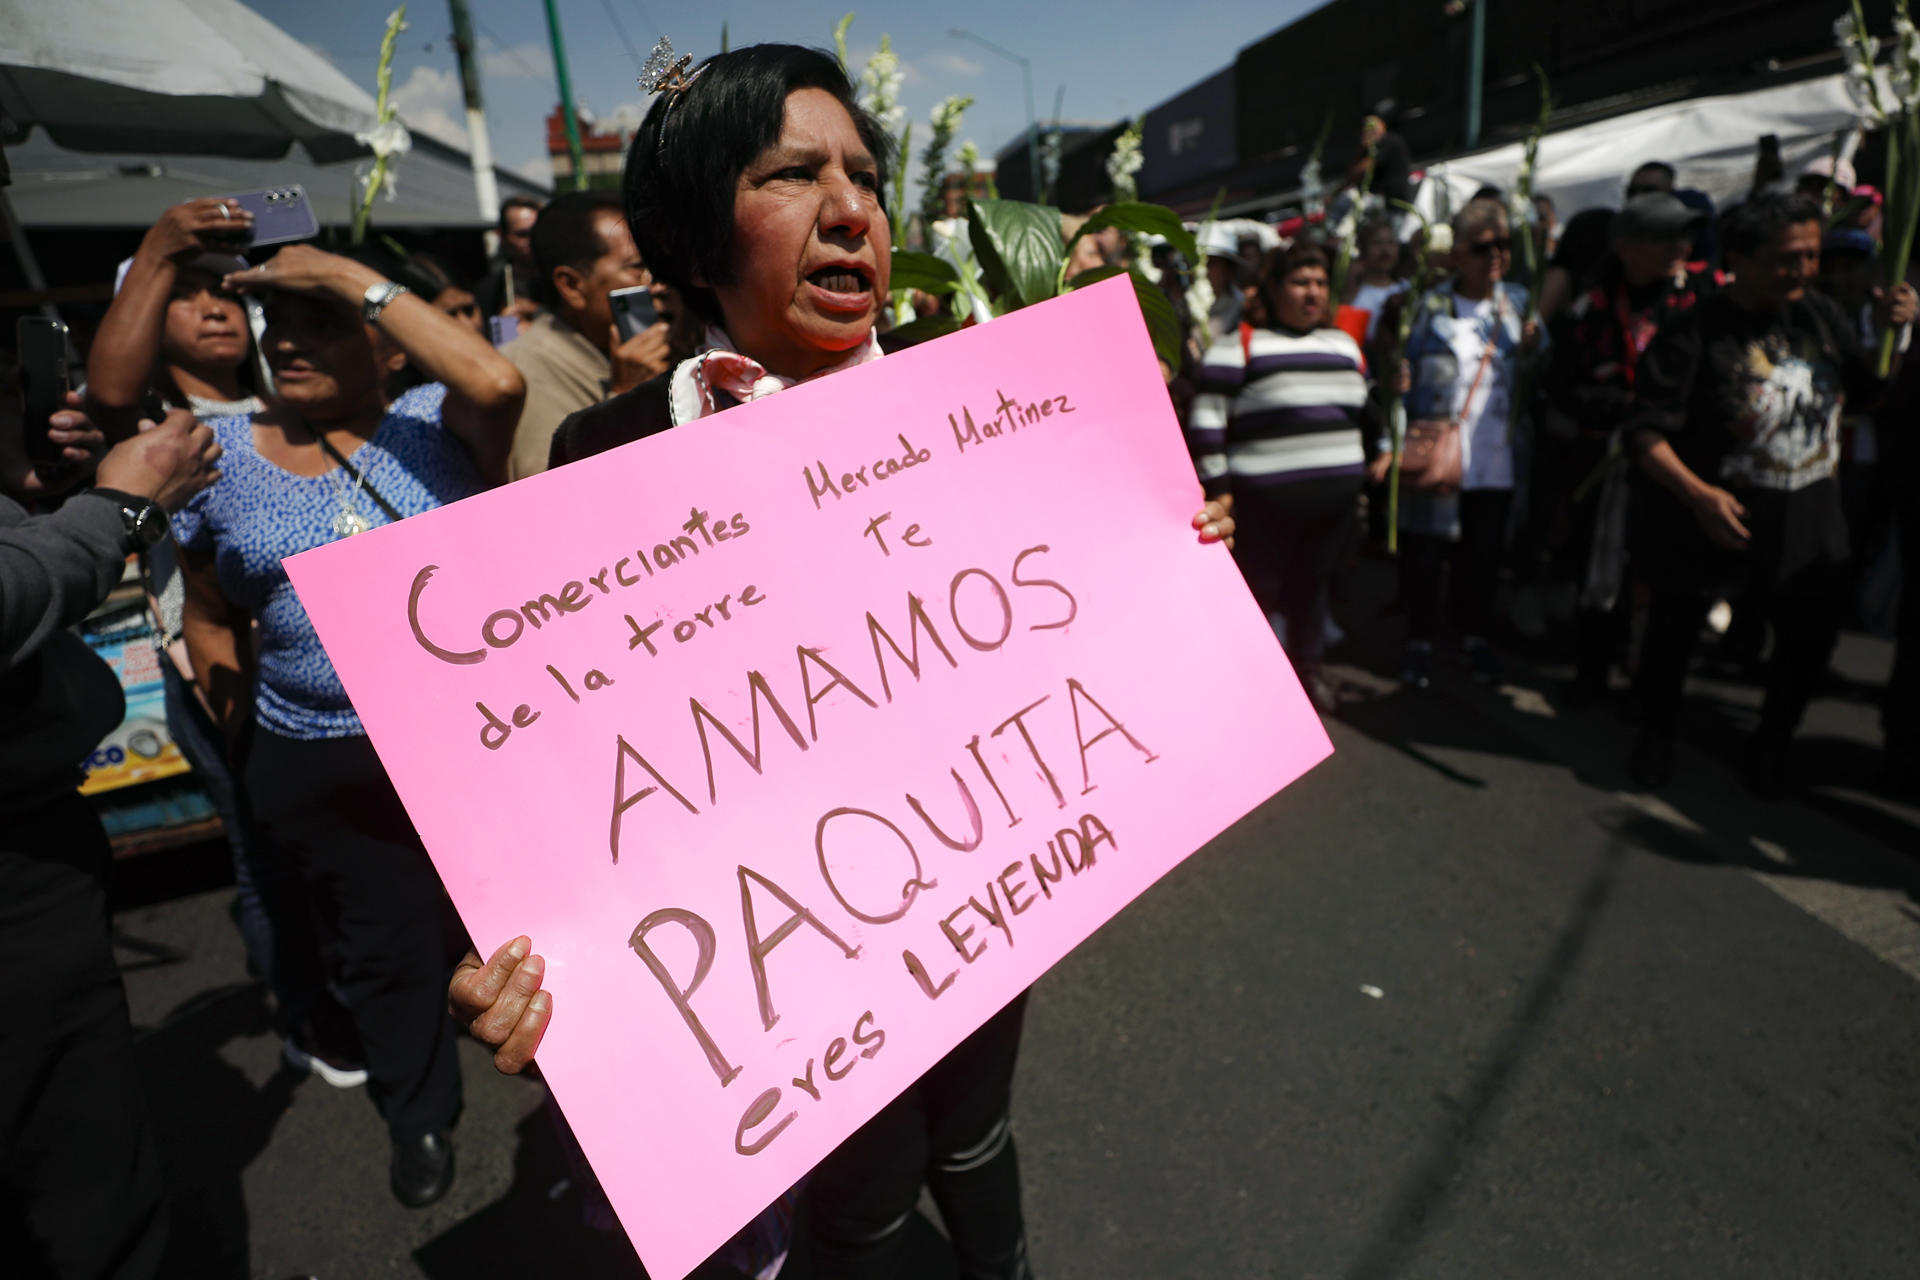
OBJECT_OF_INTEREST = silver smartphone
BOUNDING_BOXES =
[218,184,319,248]
[608,285,658,341]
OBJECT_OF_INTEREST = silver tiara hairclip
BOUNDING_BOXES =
[640,37,704,100]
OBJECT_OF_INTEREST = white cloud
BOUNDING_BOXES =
[479,40,553,82]
[920,51,985,78]
[511,153,555,186]
[389,64,469,149]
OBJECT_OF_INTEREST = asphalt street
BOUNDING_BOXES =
[110,566,1920,1280]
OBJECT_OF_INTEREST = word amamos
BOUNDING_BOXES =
[605,543,1085,859]
[407,505,751,665]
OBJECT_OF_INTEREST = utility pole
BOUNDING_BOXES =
[1464,0,1486,150]
[951,29,1039,201]
[448,0,501,220]
[542,0,589,190]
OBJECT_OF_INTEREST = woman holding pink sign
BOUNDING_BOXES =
[452,39,1233,1280]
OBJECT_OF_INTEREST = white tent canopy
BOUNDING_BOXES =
[0,0,380,162]
[4,129,547,231]
[1418,73,1858,221]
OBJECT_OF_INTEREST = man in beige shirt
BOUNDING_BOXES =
[502,191,674,480]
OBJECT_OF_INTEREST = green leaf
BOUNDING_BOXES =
[1066,265,1128,289]
[889,250,959,295]
[886,314,963,345]
[1125,270,1183,370]
[1071,201,1199,264]
[967,197,1065,310]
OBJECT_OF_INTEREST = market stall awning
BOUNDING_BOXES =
[4,128,549,230]
[1418,73,1858,219]
[0,0,379,162]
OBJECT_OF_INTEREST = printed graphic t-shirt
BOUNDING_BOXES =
[1629,289,1883,592]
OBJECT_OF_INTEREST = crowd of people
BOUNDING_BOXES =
[1186,143,1917,800]
[1,36,1914,1280]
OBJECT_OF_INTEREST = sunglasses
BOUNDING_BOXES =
[1468,237,1513,256]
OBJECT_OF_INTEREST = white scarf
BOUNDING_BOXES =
[667,325,885,426]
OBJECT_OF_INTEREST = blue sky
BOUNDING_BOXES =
[251,0,1321,192]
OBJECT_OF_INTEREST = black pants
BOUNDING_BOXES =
[1401,489,1513,645]
[0,792,167,1279]
[245,729,463,1140]
[1637,579,1845,741]
[797,993,1030,1280]
[1230,487,1355,671]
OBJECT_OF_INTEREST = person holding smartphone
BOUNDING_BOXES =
[497,191,686,480]
[82,201,373,1093]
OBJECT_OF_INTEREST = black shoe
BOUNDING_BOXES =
[390,1131,455,1208]
[1627,732,1674,788]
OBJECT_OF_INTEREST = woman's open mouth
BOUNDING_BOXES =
[804,264,874,312]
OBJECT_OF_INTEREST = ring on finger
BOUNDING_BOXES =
[218,201,231,220]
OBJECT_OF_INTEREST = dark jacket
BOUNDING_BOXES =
[1,492,131,811]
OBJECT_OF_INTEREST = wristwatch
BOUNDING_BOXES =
[92,487,170,550]
[362,279,410,324]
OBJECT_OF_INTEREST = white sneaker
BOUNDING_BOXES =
[284,1035,369,1089]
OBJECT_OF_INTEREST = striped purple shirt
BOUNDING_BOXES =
[1186,326,1371,500]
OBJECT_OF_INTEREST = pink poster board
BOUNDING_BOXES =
[286,276,1331,1279]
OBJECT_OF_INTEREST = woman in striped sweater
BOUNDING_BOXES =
[1187,241,1373,712]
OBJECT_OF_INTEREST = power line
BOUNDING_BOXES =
[470,14,556,83]
[594,0,645,71]
[625,0,661,43]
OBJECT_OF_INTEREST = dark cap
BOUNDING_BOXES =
[1613,192,1706,242]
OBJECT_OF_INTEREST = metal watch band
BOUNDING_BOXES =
[362,280,410,324]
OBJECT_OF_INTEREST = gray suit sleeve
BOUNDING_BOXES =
[0,493,130,670]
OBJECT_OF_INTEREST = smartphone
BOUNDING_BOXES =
[16,316,71,471]
[488,314,521,347]
[217,184,319,248]
[609,285,658,342]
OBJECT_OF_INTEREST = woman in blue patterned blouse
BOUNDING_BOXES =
[172,242,524,1207]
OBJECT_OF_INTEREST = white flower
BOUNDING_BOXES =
[1332,205,1359,245]
[1427,223,1454,254]
[1041,131,1062,190]
[355,116,412,162]
[1105,119,1144,202]
[858,37,906,141]
[931,94,972,134]
[958,140,980,173]
[1847,65,1890,125]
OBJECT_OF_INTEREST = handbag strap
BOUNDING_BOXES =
[1451,293,1502,429]
[313,429,404,524]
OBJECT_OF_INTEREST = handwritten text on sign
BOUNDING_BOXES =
[286,277,1331,1280]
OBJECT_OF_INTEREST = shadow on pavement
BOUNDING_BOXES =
[131,980,297,1280]
[415,1097,656,1278]
[1340,842,1631,1280]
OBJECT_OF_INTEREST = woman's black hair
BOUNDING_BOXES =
[622,43,895,327]
[1721,191,1824,261]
